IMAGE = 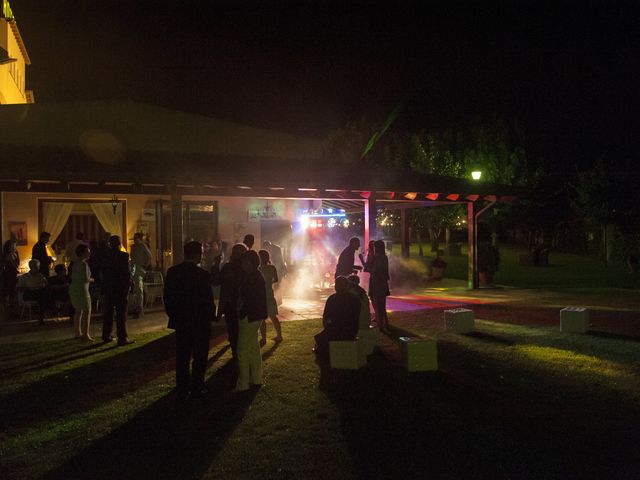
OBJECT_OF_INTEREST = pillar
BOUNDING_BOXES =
[364,192,377,248]
[170,191,184,265]
[467,201,478,289]
[400,207,410,258]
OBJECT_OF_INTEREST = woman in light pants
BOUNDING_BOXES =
[236,250,268,391]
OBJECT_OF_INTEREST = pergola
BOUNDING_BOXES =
[0,101,519,288]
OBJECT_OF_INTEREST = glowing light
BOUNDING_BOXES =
[300,215,310,229]
[342,219,350,228]
[446,194,460,201]
[426,193,439,201]
[471,170,482,180]
[327,217,337,228]
[404,192,417,200]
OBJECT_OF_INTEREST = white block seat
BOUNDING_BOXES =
[357,326,379,356]
[329,339,367,370]
[399,336,438,372]
[444,308,475,333]
[560,307,589,333]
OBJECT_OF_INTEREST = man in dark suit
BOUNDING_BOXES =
[164,241,215,399]
[101,235,134,345]
[32,231,53,278]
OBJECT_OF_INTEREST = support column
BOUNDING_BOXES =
[170,191,184,266]
[364,192,377,247]
[467,202,477,289]
[400,207,410,258]
[0,191,3,246]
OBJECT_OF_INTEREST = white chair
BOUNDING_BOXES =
[143,271,164,309]
[17,290,40,321]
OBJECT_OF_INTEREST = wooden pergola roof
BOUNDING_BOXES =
[0,101,520,202]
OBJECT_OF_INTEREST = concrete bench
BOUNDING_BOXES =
[358,326,379,356]
[560,307,589,333]
[329,339,367,370]
[399,337,438,372]
[444,308,475,333]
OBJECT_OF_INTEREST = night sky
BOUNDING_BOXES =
[11,1,640,169]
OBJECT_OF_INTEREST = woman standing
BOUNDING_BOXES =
[236,250,267,392]
[370,240,390,331]
[69,244,93,341]
[258,249,283,345]
[2,239,20,316]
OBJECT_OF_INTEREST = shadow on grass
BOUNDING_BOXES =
[588,330,640,343]
[463,331,514,345]
[40,358,258,480]
[317,324,640,480]
[0,334,177,432]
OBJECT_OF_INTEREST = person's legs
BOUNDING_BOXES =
[81,305,93,340]
[132,271,144,316]
[73,308,83,337]
[247,319,263,386]
[271,315,282,340]
[102,294,115,341]
[191,324,211,394]
[115,295,129,342]
[175,329,191,398]
[260,319,267,345]
[313,330,329,358]
[225,314,239,358]
[236,317,251,391]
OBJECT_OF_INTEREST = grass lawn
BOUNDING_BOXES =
[403,244,640,291]
[1,314,640,479]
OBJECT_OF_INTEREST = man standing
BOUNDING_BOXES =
[164,241,215,400]
[263,240,287,305]
[130,232,152,318]
[335,237,361,279]
[101,235,134,345]
[243,234,255,250]
[65,232,86,264]
[32,232,53,278]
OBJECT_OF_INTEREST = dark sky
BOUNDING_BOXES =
[11,0,640,167]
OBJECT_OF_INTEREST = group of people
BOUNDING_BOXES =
[0,231,142,345]
[165,234,285,399]
[314,237,390,357]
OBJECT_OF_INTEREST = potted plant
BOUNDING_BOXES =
[429,255,448,280]
[477,242,500,286]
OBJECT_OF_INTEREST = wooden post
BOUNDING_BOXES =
[364,192,377,248]
[170,191,184,265]
[467,201,477,289]
[401,207,410,258]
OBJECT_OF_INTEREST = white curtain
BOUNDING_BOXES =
[91,203,124,241]
[42,202,74,245]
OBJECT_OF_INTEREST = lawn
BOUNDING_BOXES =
[402,244,640,291]
[1,313,639,479]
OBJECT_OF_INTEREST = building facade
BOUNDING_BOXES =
[0,0,33,104]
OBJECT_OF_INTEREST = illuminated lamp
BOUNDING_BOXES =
[465,194,480,202]
[309,220,318,229]
[471,170,482,180]
[341,218,350,228]
[425,193,439,201]
[404,192,417,200]
[359,191,371,199]
[327,217,337,228]
[300,215,310,229]
[111,194,120,215]
[446,194,460,201]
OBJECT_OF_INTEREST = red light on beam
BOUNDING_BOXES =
[466,194,480,201]
[445,194,460,201]
[425,193,439,201]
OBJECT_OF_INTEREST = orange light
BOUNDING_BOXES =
[466,194,480,201]
[404,192,417,200]
[426,193,439,201]
[446,194,460,201]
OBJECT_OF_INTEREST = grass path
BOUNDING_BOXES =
[1,314,640,479]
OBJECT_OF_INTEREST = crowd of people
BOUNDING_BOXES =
[0,231,143,345]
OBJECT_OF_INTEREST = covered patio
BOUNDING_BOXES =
[0,101,518,288]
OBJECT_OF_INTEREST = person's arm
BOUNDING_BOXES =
[272,266,279,284]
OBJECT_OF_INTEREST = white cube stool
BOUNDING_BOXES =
[444,308,475,333]
[330,340,367,370]
[560,307,589,333]
[358,326,379,356]
[399,337,438,372]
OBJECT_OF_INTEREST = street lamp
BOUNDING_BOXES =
[471,170,482,180]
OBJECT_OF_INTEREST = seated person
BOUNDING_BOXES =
[48,264,73,318]
[18,259,50,324]
[313,276,361,358]
[347,274,372,330]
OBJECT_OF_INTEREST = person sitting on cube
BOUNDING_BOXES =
[347,274,372,329]
[313,276,360,359]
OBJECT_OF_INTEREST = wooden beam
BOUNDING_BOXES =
[170,191,184,265]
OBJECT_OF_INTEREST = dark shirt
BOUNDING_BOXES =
[101,249,131,295]
[32,241,52,276]
[335,245,358,278]
[369,254,390,298]
[164,261,215,330]
[239,269,268,322]
[216,260,243,318]
[322,291,360,341]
